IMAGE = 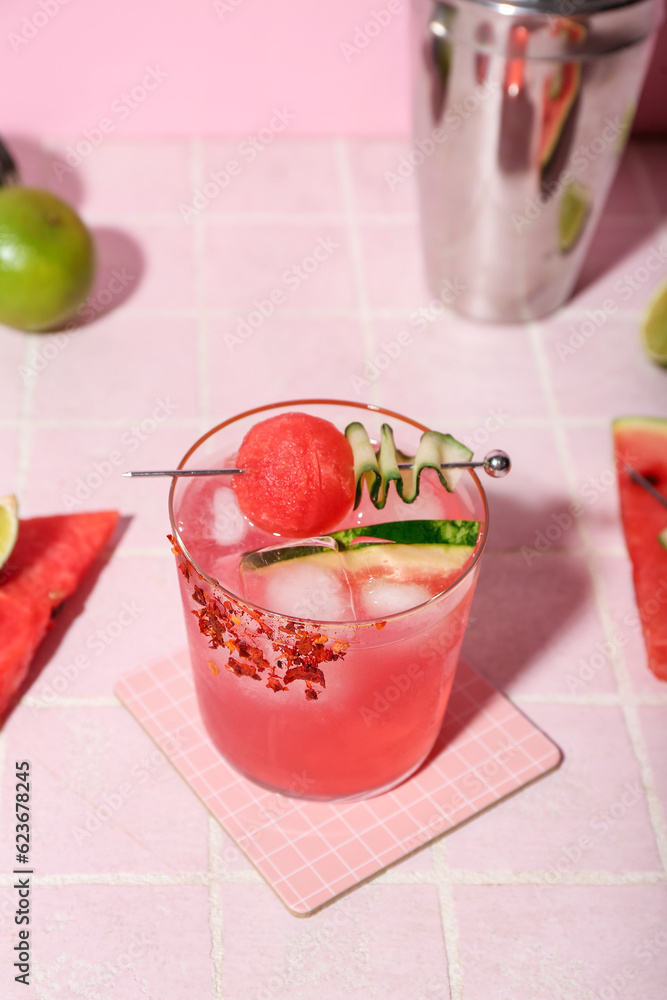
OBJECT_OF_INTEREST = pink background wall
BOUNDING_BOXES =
[1,0,665,138]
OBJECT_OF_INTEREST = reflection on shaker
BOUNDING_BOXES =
[498,25,534,174]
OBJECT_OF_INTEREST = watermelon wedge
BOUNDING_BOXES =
[0,510,119,716]
[613,417,667,681]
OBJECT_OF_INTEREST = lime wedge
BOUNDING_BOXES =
[0,494,19,570]
[559,180,590,254]
[659,528,667,552]
[641,280,667,367]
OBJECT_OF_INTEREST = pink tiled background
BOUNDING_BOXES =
[0,134,666,997]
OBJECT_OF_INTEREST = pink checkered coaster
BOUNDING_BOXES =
[115,652,562,914]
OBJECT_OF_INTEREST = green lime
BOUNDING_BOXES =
[642,279,667,367]
[0,187,95,332]
[559,180,590,254]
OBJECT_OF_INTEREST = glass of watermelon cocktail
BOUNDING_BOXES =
[168,400,488,801]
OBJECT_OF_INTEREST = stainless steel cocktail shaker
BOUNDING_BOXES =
[411,0,664,322]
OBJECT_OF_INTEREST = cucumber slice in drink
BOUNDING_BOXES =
[332,519,480,550]
[241,519,481,572]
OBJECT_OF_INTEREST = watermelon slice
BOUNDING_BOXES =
[613,417,667,681]
[0,510,119,716]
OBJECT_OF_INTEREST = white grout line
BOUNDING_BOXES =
[0,872,210,886]
[0,866,662,889]
[528,322,667,877]
[512,692,622,706]
[334,138,379,406]
[447,868,667,886]
[191,139,210,432]
[207,816,225,1000]
[432,841,464,1000]
[20,695,122,708]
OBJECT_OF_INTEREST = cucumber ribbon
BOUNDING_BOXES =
[345,422,473,510]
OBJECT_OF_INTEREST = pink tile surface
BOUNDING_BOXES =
[201,139,342,214]
[31,315,198,421]
[598,555,667,697]
[565,425,626,551]
[206,316,366,416]
[455,884,667,1000]
[446,703,661,873]
[541,314,667,418]
[0,429,19,489]
[639,706,667,823]
[0,330,26,418]
[203,223,354,310]
[452,425,578,554]
[567,218,665,313]
[115,652,561,913]
[0,706,209,874]
[28,555,186,699]
[218,883,450,999]
[360,222,431,308]
[346,139,419,215]
[361,316,545,420]
[23,424,195,550]
[4,885,212,1000]
[463,554,617,696]
[46,138,193,217]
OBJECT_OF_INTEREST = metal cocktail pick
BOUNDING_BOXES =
[122,449,512,479]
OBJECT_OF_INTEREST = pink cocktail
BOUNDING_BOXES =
[169,400,488,800]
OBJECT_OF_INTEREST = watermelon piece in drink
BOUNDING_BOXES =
[169,402,488,800]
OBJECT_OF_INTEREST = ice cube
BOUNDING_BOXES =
[210,487,247,546]
[240,538,356,622]
[358,580,432,618]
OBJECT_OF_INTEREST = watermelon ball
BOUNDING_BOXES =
[233,412,355,538]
